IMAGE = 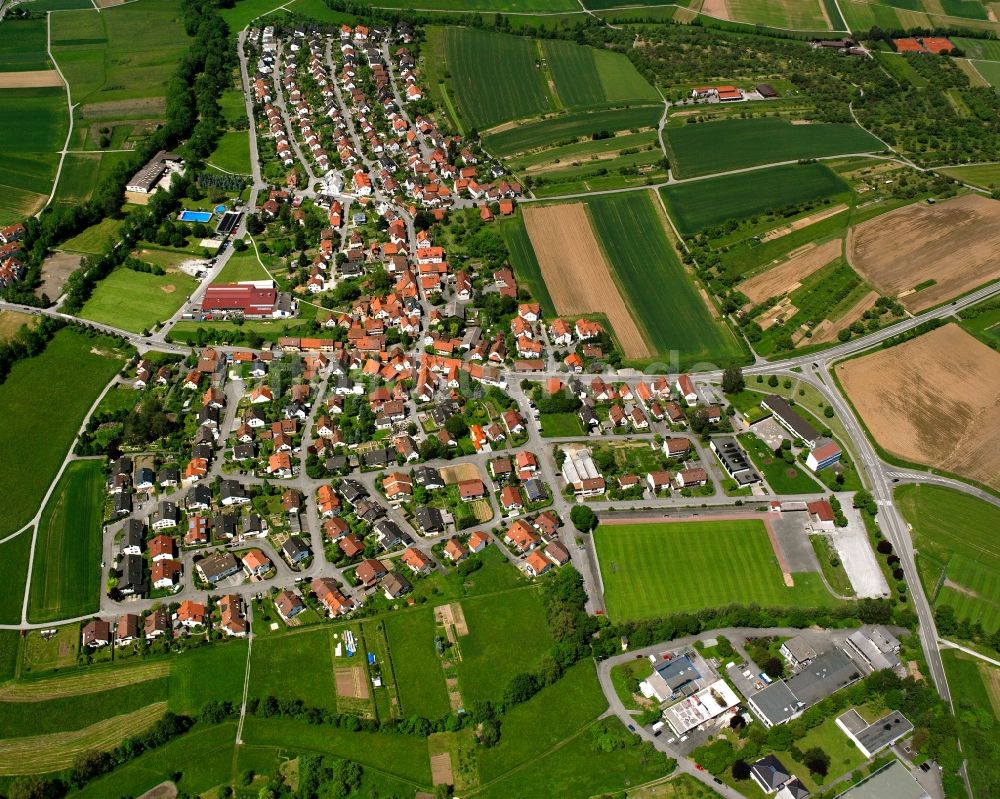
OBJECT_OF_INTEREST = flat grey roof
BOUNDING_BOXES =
[842,709,913,755]
[750,680,801,726]
[786,647,860,706]
[834,760,928,799]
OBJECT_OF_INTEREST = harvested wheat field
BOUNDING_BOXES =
[0,70,63,89]
[738,238,842,305]
[523,204,649,358]
[335,666,369,700]
[837,324,1000,489]
[848,194,1000,312]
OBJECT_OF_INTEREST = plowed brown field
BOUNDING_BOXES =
[738,238,842,305]
[523,204,649,358]
[848,195,1000,312]
[837,324,1000,489]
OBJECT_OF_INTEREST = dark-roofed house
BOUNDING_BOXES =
[197,551,241,584]
[414,506,445,535]
[749,647,861,727]
[750,755,791,794]
[82,619,112,648]
[643,655,701,702]
[119,553,147,596]
[282,535,312,564]
[381,572,412,599]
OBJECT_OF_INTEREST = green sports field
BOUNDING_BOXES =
[661,162,850,234]
[542,38,659,109]
[585,191,744,365]
[79,266,198,333]
[666,118,882,178]
[0,88,68,224]
[897,484,1000,633]
[595,520,836,620]
[28,460,105,623]
[0,328,125,539]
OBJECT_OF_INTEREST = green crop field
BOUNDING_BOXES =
[897,484,1000,633]
[0,532,31,625]
[595,520,836,620]
[971,59,1000,88]
[661,162,850,234]
[0,88,68,224]
[440,27,550,130]
[79,267,198,333]
[939,162,1000,188]
[542,39,659,108]
[383,609,451,719]
[249,628,337,710]
[455,588,554,705]
[0,19,50,71]
[206,130,252,174]
[0,328,125,539]
[508,130,658,172]
[52,151,133,208]
[28,460,105,623]
[722,0,835,29]
[484,105,661,156]
[584,191,744,365]
[379,0,577,9]
[500,215,555,317]
[666,118,882,178]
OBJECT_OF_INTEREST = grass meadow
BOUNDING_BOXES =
[248,628,337,710]
[542,38,659,108]
[954,37,1000,59]
[595,520,836,620]
[0,631,18,683]
[455,588,554,706]
[60,216,123,255]
[27,460,105,623]
[897,484,1000,633]
[442,27,550,130]
[500,215,555,317]
[206,130,252,174]
[585,191,744,365]
[0,19,50,71]
[661,162,850,234]
[738,433,823,493]
[939,162,1000,189]
[942,649,1000,799]
[79,267,198,333]
[383,609,452,719]
[971,59,1000,89]
[666,118,883,178]
[484,104,661,156]
[0,329,124,538]
[0,88,68,224]
[168,640,249,714]
[52,151,133,209]
[0,533,31,625]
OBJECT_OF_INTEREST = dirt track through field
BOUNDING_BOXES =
[738,238,843,305]
[848,194,1000,312]
[837,324,1000,490]
[0,70,63,89]
[523,204,650,359]
[335,666,369,700]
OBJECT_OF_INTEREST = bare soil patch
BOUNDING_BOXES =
[137,782,177,799]
[335,666,369,700]
[523,204,650,359]
[809,289,878,345]
[37,251,82,301]
[160,284,176,294]
[437,463,481,485]
[837,323,1000,490]
[760,204,849,243]
[738,238,843,305]
[435,602,468,637]
[701,0,730,20]
[430,752,454,786]
[445,678,463,711]
[848,194,1000,312]
[0,70,63,89]
[756,297,796,330]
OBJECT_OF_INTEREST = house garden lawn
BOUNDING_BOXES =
[0,677,168,739]
[585,191,745,366]
[500,215,555,317]
[737,432,823,494]
[0,328,125,538]
[0,19,50,71]
[539,412,585,437]
[430,544,529,598]
[27,460,105,623]
[0,87,68,225]
[595,521,837,621]
[455,587,554,706]
[660,162,850,235]
[167,639,249,714]
[475,716,673,799]
[206,130,252,174]
[942,649,1000,799]
[248,627,337,710]
[896,484,1000,633]
[609,657,654,711]
[59,217,124,255]
[240,716,433,786]
[71,722,237,799]
[0,533,31,625]
[477,659,608,782]
[665,118,882,179]
[382,608,451,719]
[939,162,1000,189]
[441,27,550,130]
[483,105,661,157]
[78,267,198,333]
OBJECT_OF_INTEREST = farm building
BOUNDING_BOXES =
[125,151,184,202]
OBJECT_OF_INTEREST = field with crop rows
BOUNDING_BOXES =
[661,162,850,234]
[484,104,661,156]
[0,19,51,71]
[542,38,659,108]
[666,118,882,178]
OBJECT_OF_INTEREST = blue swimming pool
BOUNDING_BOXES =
[179,210,213,223]
[214,204,227,214]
